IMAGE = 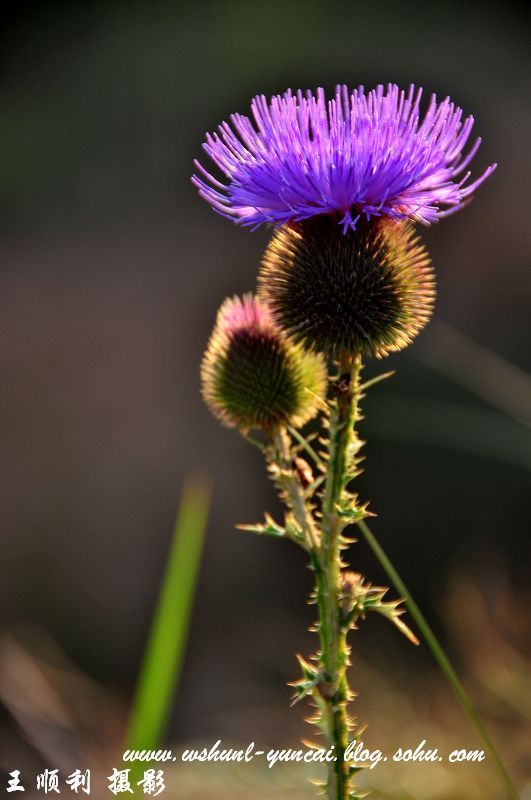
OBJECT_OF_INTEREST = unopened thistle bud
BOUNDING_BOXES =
[258,216,435,358]
[201,294,327,432]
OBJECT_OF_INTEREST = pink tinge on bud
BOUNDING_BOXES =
[218,293,272,334]
[201,292,327,431]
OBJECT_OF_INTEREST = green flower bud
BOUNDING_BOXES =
[201,294,327,432]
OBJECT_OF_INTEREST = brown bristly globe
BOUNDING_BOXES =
[258,215,435,358]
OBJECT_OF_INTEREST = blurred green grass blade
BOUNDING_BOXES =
[418,319,531,429]
[367,395,531,470]
[126,476,211,753]
[357,519,520,800]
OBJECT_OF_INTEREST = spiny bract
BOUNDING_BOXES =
[258,215,435,358]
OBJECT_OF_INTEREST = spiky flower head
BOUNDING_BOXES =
[201,294,327,431]
[192,83,495,232]
[258,215,435,358]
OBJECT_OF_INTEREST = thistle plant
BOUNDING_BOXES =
[193,84,495,800]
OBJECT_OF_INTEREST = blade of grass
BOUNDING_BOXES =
[357,518,520,800]
[418,320,531,429]
[367,395,531,470]
[125,476,211,760]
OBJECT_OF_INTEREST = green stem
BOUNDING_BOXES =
[357,518,520,800]
[270,427,320,550]
[287,424,326,470]
[317,352,362,800]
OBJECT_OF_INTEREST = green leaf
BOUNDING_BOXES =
[125,477,211,770]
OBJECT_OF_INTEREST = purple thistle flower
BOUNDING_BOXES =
[192,84,496,232]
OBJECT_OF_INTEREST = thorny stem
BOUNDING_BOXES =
[255,351,517,800]
[270,427,320,551]
[265,354,368,799]
[317,351,362,800]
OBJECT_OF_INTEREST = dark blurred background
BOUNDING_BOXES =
[0,0,529,784]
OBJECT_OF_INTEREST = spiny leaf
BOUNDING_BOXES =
[297,653,320,680]
[288,654,323,705]
[284,513,304,542]
[236,512,285,538]
[341,573,419,644]
[373,598,420,645]
[336,502,373,524]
